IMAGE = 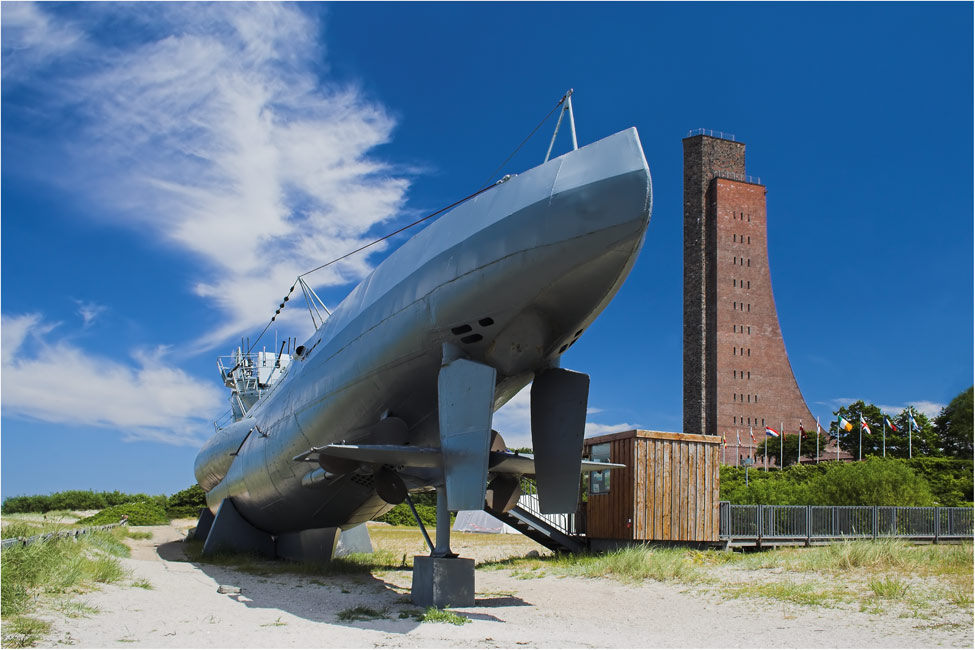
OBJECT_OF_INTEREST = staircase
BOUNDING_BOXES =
[485,481,586,554]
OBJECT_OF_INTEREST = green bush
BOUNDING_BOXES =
[906,457,974,506]
[166,484,207,518]
[377,503,437,527]
[720,457,950,506]
[77,501,169,526]
[2,489,166,514]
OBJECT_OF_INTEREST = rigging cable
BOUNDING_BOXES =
[242,92,569,356]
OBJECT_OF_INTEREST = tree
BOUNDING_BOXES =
[805,457,935,506]
[934,386,973,458]
[829,401,938,459]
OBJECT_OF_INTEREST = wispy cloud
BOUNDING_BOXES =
[74,301,106,328]
[1,313,224,445]
[3,3,411,352]
[818,396,944,419]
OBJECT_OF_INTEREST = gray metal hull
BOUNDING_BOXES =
[195,127,652,534]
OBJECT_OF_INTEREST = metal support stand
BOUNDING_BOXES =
[411,486,474,608]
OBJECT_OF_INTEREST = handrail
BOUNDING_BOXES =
[515,478,576,536]
[687,128,737,142]
[719,503,972,543]
[1,522,124,550]
[713,170,762,186]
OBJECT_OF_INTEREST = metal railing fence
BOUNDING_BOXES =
[720,503,972,544]
[1,522,123,550]
[517,478,576,535]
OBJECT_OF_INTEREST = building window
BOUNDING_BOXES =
[747,371,751,379]
[733,416,737,424]
[733,279,737,288]
[747,304,751,312]
[747,281,751,289]
[747,417,751,425]
[747,394,751,403]
[762,418,765,426]
[589,443,611,495]
[756,395,759,403]
[734,347,737,356]
[747,259,751,267]
[747,348,751,357]
[748,236,751,244]
[748,326,751,334]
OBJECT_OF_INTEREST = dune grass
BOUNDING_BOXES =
[1,528,132,647]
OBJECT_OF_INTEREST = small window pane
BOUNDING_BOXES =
[589,443,611,495]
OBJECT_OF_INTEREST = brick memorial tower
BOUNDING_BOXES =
[682,131,818,462]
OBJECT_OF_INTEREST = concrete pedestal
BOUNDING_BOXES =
[411,556,475,608]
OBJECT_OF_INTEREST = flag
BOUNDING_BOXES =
[736,432,742,445]
[860,415,871,435]
[909,413,920,430]
[838,416,853,432]
[750,427,756,444]
[722,432,727,447]
[799,422,806,439]
[884,416,898,432]
[765,426,779,438]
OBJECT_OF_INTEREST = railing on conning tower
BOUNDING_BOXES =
[713,170,763,186]
[687,128,737,141]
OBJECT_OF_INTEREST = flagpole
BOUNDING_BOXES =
[816,417,820,464]
[764,434,768,471]
[779,421,783,470]
[909,409,914,459]
[798,420,802,465]
[836,422,840,461]
[882,414,886,458]
[858,411,862,461]
[736,429,740,467]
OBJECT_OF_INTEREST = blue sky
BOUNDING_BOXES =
[2,2,972,498]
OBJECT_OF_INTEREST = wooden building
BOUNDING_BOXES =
[583,430,721,543]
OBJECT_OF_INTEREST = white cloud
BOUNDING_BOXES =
[1,313,223,445]
[877,401,944,419]
[820,396,944,419]
[75,301,106,327]
[4,3,411,352]
[492,384,639,449]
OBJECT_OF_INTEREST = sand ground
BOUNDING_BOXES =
[26,522,975,648]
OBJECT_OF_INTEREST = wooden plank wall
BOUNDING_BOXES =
[584,436,634,540]
[585,430,720,542]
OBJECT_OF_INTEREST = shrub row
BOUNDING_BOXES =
[76,501,169,526]
[720,456,973,507]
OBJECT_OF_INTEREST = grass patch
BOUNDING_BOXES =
[1,616,53,648]
[1,528,131,617]
[125,530,153,540]
[259,617,287,627]
[417,607,470,625]
[726,580,848,607]
[482,546,702,584]
[132,578,153,590]
[868,575,909,599]
[336,605,388,622]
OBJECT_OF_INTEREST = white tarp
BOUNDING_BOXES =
[452,510,519,534]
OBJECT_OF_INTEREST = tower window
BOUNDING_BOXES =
[747,304,751,312]
[733,416,737,424]
[762,418,765,426]
[747,394,751,403]
[733,234,737,242]
[733,393,737,402]
[733,256,737,264]
[733,278,737,288]
[734,347,737,356]
[733,370,737,378]
[747,259,751,267]
[733,301,737,310]
[747,348,751,357]
[748,236,751,244]
[747,280,751,289]
[748,326,751,334]
[756,395,759,403]
[748,371,751,379]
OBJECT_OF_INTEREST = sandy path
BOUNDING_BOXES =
[42,524,973,648]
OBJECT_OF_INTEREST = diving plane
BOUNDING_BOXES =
[194,126,653,561]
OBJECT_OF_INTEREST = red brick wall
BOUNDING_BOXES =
[683,134,817,463]
[711,179,816,459]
